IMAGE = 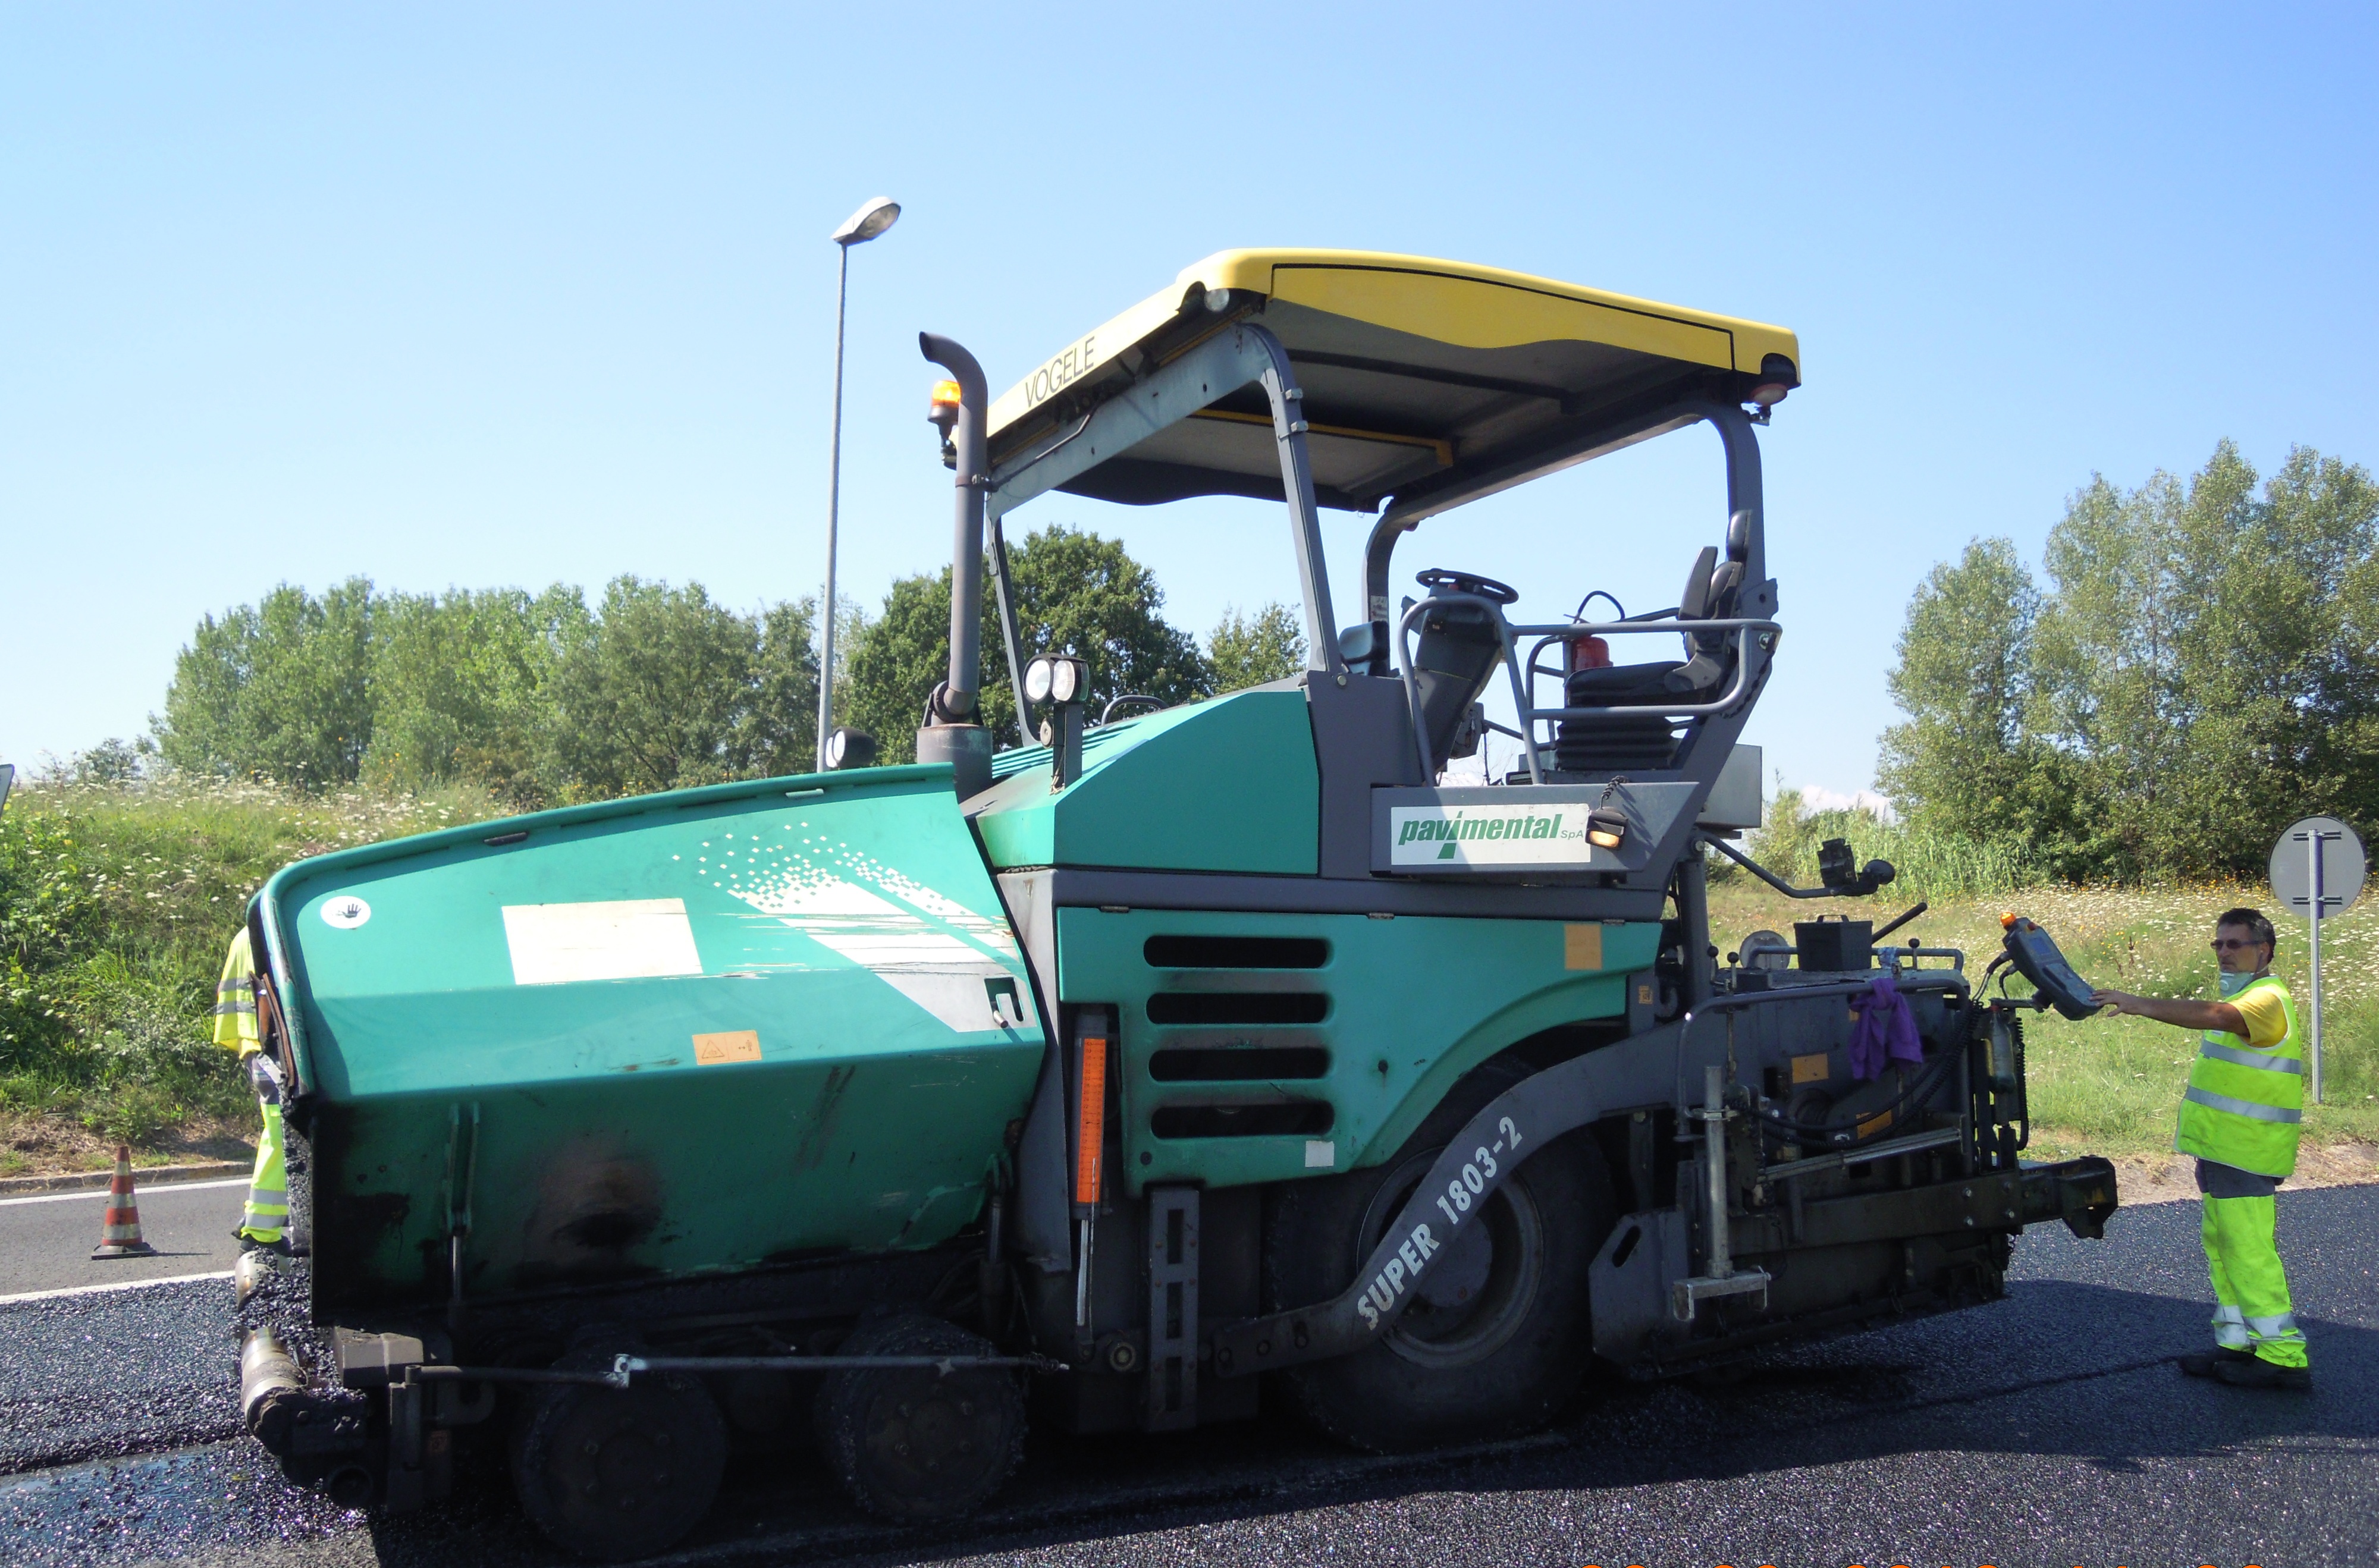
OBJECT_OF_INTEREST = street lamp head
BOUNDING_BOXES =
[831,197,901,246]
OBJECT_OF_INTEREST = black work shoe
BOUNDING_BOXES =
[2180,1346,2255,1378]
[234,1231,290,1256]
[2213,1355,2311,1391]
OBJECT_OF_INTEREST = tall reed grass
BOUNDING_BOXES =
[1738,787,2044,901]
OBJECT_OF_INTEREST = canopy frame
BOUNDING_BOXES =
[988,320,1344,678]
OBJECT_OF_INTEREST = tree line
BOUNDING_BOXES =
[152,524,1307,805]
[1879,441,2377,883]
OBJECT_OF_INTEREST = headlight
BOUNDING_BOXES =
[1024,656,1056,706]
[825,728,877,770]
[1049,656,1082,705]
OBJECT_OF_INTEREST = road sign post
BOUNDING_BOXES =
[2270,817,2367,1104]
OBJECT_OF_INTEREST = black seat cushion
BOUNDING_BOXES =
[1565,661,1684,703]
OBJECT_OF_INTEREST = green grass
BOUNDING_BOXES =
[1,775,506,1169]
[1706,876,2379,1161]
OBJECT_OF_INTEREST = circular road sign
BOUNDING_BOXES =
[2270,817,2365,921]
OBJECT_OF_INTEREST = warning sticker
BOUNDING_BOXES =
[692,1030,762,1066]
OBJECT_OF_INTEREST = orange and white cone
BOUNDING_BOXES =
[90,1144,157,1259]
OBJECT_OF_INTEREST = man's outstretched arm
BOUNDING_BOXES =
[2091,989,2246,1035]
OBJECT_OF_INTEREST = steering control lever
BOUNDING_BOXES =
[1701,834,1897,900]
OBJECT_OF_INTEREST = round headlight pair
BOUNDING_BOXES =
[1023,655,1086,707]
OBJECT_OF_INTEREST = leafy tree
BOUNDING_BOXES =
[2187,445,2379,869]
[2030,442,2378,878]
[156,579,376,787]
[543,576,818,799]
[1207,603,1307,693]
[1884,441,2378,882]
[1006,526,1209,716]
[840,526,1209,763]
[837,571,952,765]
[1875,541,2106,876]
[364,585,588,803]
[737,598,825,781]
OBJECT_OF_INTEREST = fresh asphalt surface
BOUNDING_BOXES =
[1,1184,2371,1567]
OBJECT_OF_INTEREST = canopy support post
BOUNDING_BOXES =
[1242,324,1342,677]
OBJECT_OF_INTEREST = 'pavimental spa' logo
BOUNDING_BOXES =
[1397,811,1569,860]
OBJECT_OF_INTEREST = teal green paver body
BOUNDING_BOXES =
[265,766,1042,1309]
[1053,906,1658,1195]
[267,693,1649,1308]
[971,689,1319,873]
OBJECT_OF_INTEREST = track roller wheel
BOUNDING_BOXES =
[813,1312,1024,1523]
[509,1347,727,1561]
[1266,1063,1617,1451]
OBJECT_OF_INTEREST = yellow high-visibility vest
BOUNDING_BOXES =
[2174,974,2301,1179]
[212,927,261,1058]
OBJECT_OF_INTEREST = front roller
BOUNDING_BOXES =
[1264,1062,1618,1450]
[1217,1024,1688,1383]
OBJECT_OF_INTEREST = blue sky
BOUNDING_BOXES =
[5,5,2373,803]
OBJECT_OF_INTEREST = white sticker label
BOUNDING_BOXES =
[501,898,704,986]
[319,895,372,930]
[1387,805,1594,868]
[1305,1140,1336,1168]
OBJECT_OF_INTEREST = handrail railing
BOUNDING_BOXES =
[1393,596,1781,783]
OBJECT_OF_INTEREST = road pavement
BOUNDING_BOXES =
[0,1184,2371,1567]
[0,1178,246,1299]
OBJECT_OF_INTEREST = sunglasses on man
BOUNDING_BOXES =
[2209,937,2267,953]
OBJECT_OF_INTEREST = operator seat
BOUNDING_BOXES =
[1553,517,1749,772]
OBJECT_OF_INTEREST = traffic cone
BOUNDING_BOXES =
[90,1145,157,1259]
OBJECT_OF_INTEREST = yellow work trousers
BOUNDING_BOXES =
[2202,1194,2306,1368]
[241,1095,288,1245]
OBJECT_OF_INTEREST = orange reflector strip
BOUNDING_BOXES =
[1075,1037,1107,1206]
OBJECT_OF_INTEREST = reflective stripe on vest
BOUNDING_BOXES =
[2199,1039,2305,1074]
[2175,975,2302,1179]
[2183,1085,2302,1123]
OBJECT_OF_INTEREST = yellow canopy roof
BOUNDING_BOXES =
[986,250,1800,513]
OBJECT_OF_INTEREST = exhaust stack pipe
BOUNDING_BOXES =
[916,333,994,799]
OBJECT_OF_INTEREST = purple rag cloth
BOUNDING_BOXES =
[1846,972,1923,1082]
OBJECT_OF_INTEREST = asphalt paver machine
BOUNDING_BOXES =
[233,250,2119,1558]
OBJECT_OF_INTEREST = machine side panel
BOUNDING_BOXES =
[1052,906,1659,1195]
[972,690,1320,876]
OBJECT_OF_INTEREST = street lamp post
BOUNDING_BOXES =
[817,196,901,770]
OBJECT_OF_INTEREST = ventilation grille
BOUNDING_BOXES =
[1147,1045,1330,1082]
[1147,992,1328,1026]
[1144,935,1329,970]
[1150,1101,1334,1139]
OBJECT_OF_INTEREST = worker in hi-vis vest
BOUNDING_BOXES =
[2091,907,2308,1390]
[214,922,288,1249]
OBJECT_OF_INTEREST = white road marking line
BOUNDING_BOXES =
[0,1270,236,1306]
[0,1177,249,1208]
